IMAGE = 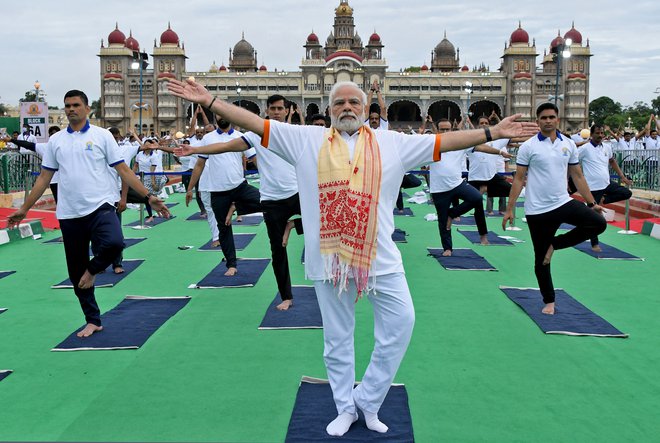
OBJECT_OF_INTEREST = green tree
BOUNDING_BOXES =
[652,96,660,115]
[0,103,7,115]
[19,90,37,102]
[589,96,622,125]
[623,101,653,130]
[90,99,102,118]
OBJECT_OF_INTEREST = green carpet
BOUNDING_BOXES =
[1,190,659,442]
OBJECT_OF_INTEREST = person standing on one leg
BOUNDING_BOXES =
[168,78,538,436]
[503,103,606,315]
[7,90,169,338]
[578,124,632,252]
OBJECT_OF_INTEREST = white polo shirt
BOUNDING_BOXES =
[262,119,442,281]
[110,141,140,190]
[644,136,659,149]
[467,138,509,181]
[17,132,37,144]
[516,131,578,215]
[20,143,60,184]
[429,149,469,193]
[616,137,636,151]
[579,140,612,191]
[198,128,256,192]
[241,131,298,201]
[135,150,161,173]
[41,121,123,219]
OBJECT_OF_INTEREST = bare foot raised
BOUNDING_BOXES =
[442,249,452,257]
[77,323,103,338]
[591,245,602,253]
[225,203,236,226]
[542,302,555,315]
[113,266,124,274]
[480,235,490,246]
[78,270,96,289]
[211,240,221,248]
[282,220,295,247]
[224,267,238,276]
[543,244,555,265]
[276,299,293,311]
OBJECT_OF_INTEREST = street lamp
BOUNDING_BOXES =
[132,51,149,135]
[34,81,41,102]
[464,81,473,128]
[236,81,242,109]
[549,37,572,106]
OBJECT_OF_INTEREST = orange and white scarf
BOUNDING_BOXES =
[318,126,382,296]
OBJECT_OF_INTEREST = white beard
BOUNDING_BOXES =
[331,111,364,134]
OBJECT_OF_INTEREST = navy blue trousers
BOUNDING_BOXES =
[59,203,125,326]
[431,181,484,251]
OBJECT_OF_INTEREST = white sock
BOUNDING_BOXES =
[363,411,388,433]
[326,412,358,436]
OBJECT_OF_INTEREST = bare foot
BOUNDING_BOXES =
[282,220,295,247]
[224,267,238,276]
[591,245,602,253]
[543,244,555,265]
[396,209,404,214]
[225,203,236,226]
[200,212,207,219]
[542,302,555,315]
[211,240,221,248]
[78,270,96,289]
[454,216,461,222]
[480,235,490,246]
[442,249,452,256]
[236,215,243,222]
[487,211,495,216]
[77,323,103,338]
[276,299,293,310]
[113,266,124,274]
[145,216,154,223]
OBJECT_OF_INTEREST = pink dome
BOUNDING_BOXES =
[108,25,126,45]
[421,64,429,71]
[307,32,319,42]
[564,24,582,45]
[125,31,139,51]
[510,24,529,44]
[461,65,469,72]
[259,65,267,71]
[369,32,381,42]
[160,24,179,45]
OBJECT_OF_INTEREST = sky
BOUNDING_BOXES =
[2,0,659,110]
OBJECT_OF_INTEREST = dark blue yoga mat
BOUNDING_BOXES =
[500,287,628,338]
[428,248,497,271]
[573,241,642,260]
[301,247,305,264]
[186,212,206,221]
[286,377,414,442]
[52,296,191,351]
[451,216,477,226]
[124,215,176,228]
[0,271,16,280]
[199,233,255,252]
[165,202,178,208]
[52,259,144,289]
[232,214,263,226]
[190,258,271,288]
[259,286,322,329]
[393,207,414,216]
[392,228,407,243]
[0,370,12,382]
[458,230,514,245]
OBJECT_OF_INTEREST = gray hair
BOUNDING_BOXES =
[329,81,367,107]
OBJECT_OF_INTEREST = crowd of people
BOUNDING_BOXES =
[4,77,644,436]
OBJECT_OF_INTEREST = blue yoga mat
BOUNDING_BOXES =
[573,241,642,260]
[393,207,414,216]
[124,215,176,228]
[52,296,191,351]
[52,259,144,289]
[199,233,255,252]
[259,286,322,329]
[500,286,628,338]
[0,370,12,382]
[0,271,16,280]
[286,377,414,442]
[189,258,271,288]
[428,248,497,271]
[301,247,305,264]
[186,212,206,221]
[232,214,263,226]
[165,202,178,208]
[392,228,407,243]
[458,230,514,245]
[451,216,477,226]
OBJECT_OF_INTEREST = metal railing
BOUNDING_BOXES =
[0,152,41,194]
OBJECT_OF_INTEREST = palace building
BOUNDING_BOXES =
[98,0,591,135]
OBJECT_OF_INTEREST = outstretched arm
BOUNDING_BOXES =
[440,115,538,153]
[168,79,264,135]
[175,137,249,157]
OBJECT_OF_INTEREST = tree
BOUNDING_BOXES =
[623,101,653,130]
[90,99,102,119]
[589,96,622,125]
[19,90,37,103]
[0,103,7,115]
[651,96,660,115]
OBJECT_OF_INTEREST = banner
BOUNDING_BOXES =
[19,102,49,143]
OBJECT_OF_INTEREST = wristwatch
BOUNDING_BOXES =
[587,201,596,208]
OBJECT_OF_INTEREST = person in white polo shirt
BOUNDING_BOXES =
[8,90,170,339]
[578,124,632,252]
[168,78,538,437]
[187,117,259,276]
[176,94,303,311]
[503,103,606,316]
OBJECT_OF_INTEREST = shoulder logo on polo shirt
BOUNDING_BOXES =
[561,147,569,156]
[85,141,93,151]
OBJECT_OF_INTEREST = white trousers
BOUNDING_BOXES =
[200,191,219,242]
[314,272,415,415]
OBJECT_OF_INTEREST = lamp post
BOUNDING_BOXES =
[34,81,41,102]
[550,37,572,107]
[236,81,242,109]
[464,81,473,129]
[132,51,149,136]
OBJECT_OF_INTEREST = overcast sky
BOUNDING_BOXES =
[2,0,659,109]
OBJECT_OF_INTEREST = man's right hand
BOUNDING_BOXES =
[502,210,514,230]
[7,209,27,229]
[185,191,193,207]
